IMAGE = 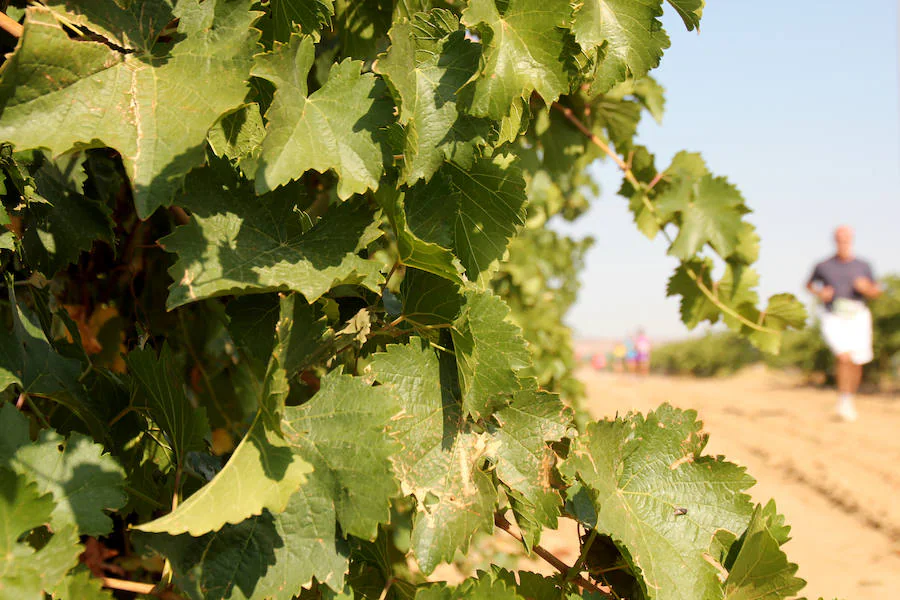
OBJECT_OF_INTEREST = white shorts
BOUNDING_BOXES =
[820,301,873,365]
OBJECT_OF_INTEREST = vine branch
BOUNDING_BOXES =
[101,577,183,599]
[567,527,599,583]
[0,11,22,38]
[551,101,777,336]
[494,513,613,597]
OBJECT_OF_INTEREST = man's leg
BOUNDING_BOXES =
[835,353,858,421]
[849,361,864,393]
[836,353,853,392]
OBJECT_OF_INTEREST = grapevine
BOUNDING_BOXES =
[0,1,822,600]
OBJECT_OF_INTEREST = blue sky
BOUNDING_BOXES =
[557,0,900,340]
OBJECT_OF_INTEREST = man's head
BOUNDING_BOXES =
[834,225,854,261]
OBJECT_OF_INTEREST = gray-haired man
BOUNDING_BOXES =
[806,226,881,421]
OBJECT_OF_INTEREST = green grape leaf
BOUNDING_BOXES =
[160,164,383,309]
[375,187,462,283]
[367,340,497,575]
[745,294,808,355]
[366,339,459,496]
[400,269,465,326]
[0,290,106,440]
[666,258,718,328]
[491,568,586,600]
[0,511,80,600]
[415,572,525,599]
[623,146,660,235]
[561,405,756,600]
[144,368,399,598]
[724,501,805,600]
[662,175,747,260]
[593,97,643,148]
[272,293,334,376]
[40,0,175,52]
[334,0,393,60]
[666,0,704,32]
[0,231,14,251]
[452,291,531,419]
[405,156,527,284]
[126,345,210,466]
[670,263,761,331]
[137,507,347,600]
[490,382,573,549]
[530,109,591,177]
[0,3,259,218]
[253,35,393,197]
[227,293,332,375]
[270,0,335,40]
[653,150,709,221]
[631,76,667,124]
[3,426,127,536]
[718,266,762,329]
[207,104,266,179]
[0,403,30,459]
[575,0,671,94]
[497,98,532,145]
[226,294,281,366]
[629,191,661,239]
[51,567,114,600]
[460,0,572,119]
[732,222,761,265]
[134,349,311,535]
[0,287,82,397]
[0,467,55,551]
[376,9,488,184]
[20,152,113,276]
[282,368,401,540]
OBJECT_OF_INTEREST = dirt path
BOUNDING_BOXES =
[575,366,900,600]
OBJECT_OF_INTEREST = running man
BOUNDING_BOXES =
[806,226,881,421]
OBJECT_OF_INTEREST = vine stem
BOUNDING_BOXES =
[551,101,776,336]
[160,466,183,587]
[101,577,184,599]
[107,405,133,428]
[383,260,401,291]
[566,527,598,583]
[124,484,166,509]
[171,466,182,512]
[590,565,629,575]
[0,11,21,38]
[23,394,51,429]
[493,513,613,597]
[377,576,395,600]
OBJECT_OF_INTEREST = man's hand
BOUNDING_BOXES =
[853,277,881,298]
[816,285,835,303]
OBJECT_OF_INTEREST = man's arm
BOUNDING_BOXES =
[806,265,834,303]
[854,264,882,299]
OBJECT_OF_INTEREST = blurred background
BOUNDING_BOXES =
[551,3,900,598]
[558,0,900,341]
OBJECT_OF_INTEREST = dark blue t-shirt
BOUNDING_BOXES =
[808,257,874,309]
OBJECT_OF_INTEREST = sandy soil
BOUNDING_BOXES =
[569,366,900,600]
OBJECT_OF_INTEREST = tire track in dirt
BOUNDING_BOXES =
[741,441,900,542]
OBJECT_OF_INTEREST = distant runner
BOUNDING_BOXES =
[612,341,627,373]
[635,329,652,376]
[624,338,637,374]
[806,226,881,421]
